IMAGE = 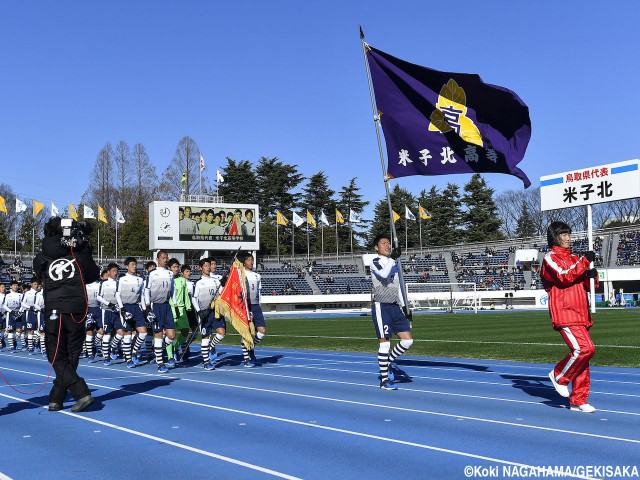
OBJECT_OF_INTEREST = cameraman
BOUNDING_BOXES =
[33,217,99,412]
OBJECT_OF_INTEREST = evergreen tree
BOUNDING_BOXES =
[462,174,503,243]
[515,202,536,238]
[337,178,369,252]
[217,158,258,204]
[426,183,464,246]
[370,185,419,249]
[255,157,303,219]
[301,171,336,255]
[119,197,152,257]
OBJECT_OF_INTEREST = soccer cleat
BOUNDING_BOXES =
[10,348,18,353]
[157,364,169,373]
[48,403,63,412]
[110,352,118,360]
[103,359,112,366]
[88,356,98,363]
[167,358,176,368]
[387,369,395,382]
[79,351,88,359]
[570,403,596,413]
[380,379,397,390]
[548,370,570,398]
[131,355,141,366]
[243,361,255,368]
[126,360,135,368]
[203,361,215,371]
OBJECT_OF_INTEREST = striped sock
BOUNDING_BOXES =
[110,333,123,355]
[378,342,391,381]
[254,332,265,346]
[102,335,111,360]
[27,334,34,352]
[154,337,164,365]
[85,335,94,357]
[39,332,47,355]
[241,341,251,362]
[132,332,147,357]
[388,339,413,364]
[123,335,132,362]
[210,333,224,358]
[19,333,25,349]
[8,333,16,350]
[201,338,210,363]
[94,333,103,352]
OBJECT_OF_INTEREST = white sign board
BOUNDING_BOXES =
[540,159,640,211]
[149,201,260,251]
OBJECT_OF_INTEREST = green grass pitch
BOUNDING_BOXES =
[251,310,639,368]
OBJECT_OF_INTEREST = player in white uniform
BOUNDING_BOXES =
[143,250,177,373]
[34,284,46,355]
[242,253,264,366]
[0,284,5,350]
[3,281,24,352]
[116,257,147,368]
[83,275,103,361]
[20,278,41,354]
[96,264,122,366]
[191,258,223,370]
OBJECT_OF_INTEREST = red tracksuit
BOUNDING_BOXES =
[540,245,598,406]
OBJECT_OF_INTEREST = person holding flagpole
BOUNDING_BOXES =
[370,234,413,390]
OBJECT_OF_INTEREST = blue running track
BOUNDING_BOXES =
[1,346,639,479]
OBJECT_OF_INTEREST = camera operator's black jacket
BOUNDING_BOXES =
[33,236,100,313]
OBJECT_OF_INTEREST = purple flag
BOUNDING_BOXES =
[366,46,531,188]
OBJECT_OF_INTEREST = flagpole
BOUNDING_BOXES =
[335,219,339,260]
[419,215,423,254]
[306,216,310,263]
[349,220,353,258]
[360,27,411,312]
[116,218,118,260]
[321,221,324,258]
[32,228,35,256]
[276,220,280,263]
[291,223,295,263]
[405,213,408,251]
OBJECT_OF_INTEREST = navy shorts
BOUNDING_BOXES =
[151,303,176,333]
[25,311,38,330]
[200,310,226,337]
[122,304,146,330]
[6,313,23,332]
[251,304,266,329]
[101,309,124,334]
[37,311,45,331]
[86,307,100,330]
[372,303,411,339]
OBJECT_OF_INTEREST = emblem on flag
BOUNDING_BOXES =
[292,212,305,227]
[419,205,431,220]
[16,198,27,213]
[349,209,361,223]
[116,207,126,224]
[69,204,78,221]
[307,210,316,228]
[200,154,205,172]
[405,206,416,221]
[276,212,289,226]
[335,209,345,224]
[84,205,96,219]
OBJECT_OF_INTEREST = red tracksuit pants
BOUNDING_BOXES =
[552,325,595,406]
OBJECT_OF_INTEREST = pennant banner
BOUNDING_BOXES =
[292,212,304,227]
[69,204,78,221]
[320,210,329,226]
[276,211,289,226]
[213,260,255,349]
[419,205,431,220]
[216,170,225,183]
[349,209,361,223]
[33,200,45,216]
[366,44,531,188]
[50,202,59,217]
[84,205,95,219]
[16,198,27,213]
[392,210,400,223]
[0,196,7,214]
[200,154,205,172]
[98,206,108,224]
[307,210,316,228]
[405,205,416,221]
[116,207,126,224]
[335,209,345,224]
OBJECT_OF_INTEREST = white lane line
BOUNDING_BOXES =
[0,387,595,479]
[0,392,301,480]
[0,472,14,480]
[4,366,640,443]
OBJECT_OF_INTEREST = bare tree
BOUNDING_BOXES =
[113,140,132,213]
[83,142,114,217]
[132,143,159,204]
[159,136,203,200]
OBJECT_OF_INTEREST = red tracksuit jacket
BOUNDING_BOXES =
[540,246,598,329]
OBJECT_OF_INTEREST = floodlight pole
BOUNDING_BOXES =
[360,27,411,313]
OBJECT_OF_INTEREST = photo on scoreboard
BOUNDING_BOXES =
[149,201,260,251]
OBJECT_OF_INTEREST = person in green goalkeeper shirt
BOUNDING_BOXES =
[167,258,192,366]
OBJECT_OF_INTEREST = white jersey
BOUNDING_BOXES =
[370,255,404,306]
[245,269,261,304]
[34,290,45,312]
[242,221,256,236]
[144,267,176,305]
[179,217,198,235]
[0,293,4,310]
[192,276,221,312]
[86,281,101,308]
[116,273,144,307]
[3,291,23,313]
[21,289,38,311]
[97,277,118,310]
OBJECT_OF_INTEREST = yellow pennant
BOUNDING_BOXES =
[98,205,108,224]
[33,199,45,216]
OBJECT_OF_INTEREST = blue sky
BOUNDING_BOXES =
[1,1,639,220]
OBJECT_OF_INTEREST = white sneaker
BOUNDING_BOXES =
[548,370,570,398]
[570,403,596,413]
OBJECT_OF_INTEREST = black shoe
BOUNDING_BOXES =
[48,403,62,411]
[71,395,94,413]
